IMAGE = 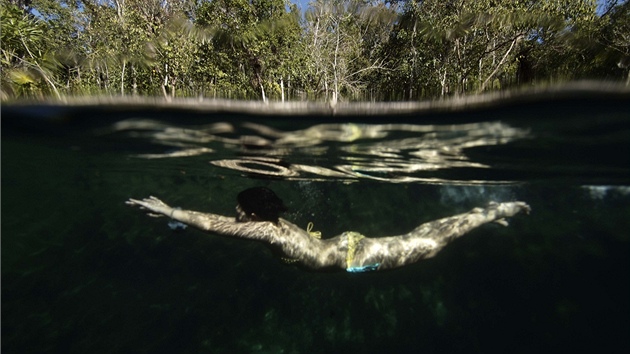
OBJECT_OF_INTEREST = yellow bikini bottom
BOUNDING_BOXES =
[345,231,379,273]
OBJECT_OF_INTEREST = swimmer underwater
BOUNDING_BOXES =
[126,187,530,273]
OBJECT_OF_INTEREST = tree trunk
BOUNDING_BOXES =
[121,60,126,96]
[256,72,267,102]
[162,70,169,99]
[114,0,124,21]
[260,82,266,102]
[409,18,418,100]
[333,26,340,102]
[440,67,447,97]
[480,35,521,92]
[132,63,138,96]
[105,65,110,93]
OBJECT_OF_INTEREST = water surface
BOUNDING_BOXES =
[2,89,629,353]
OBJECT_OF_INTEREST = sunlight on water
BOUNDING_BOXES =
[108,119,530,183]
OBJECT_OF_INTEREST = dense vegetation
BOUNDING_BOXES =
[1,0,628,101]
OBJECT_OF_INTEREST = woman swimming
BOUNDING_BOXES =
[126,187,530,272]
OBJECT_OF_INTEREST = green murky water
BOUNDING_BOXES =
[2,91,629,353]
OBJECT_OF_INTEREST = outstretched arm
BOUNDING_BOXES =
[353,201,531,270]
[127,196,345,269]
[126,196,234,225]
[126,196,276,242]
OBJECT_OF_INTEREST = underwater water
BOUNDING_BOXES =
[2,89,630,353]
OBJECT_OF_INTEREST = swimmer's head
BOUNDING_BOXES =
[236,187,287,223]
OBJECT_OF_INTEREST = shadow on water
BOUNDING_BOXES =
[2,86,630,353]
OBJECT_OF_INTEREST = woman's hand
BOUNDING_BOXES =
[126,196,173,218]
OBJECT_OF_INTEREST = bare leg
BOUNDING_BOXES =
[353,202,530,270]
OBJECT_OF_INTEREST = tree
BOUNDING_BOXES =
[303,0,397,101]
[195,0,303,101]
[378,0,604,98]
[1,0,64,98]
[590,0,630,83]
[1,0,627,100]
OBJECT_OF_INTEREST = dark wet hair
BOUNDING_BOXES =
[237,187,288,223]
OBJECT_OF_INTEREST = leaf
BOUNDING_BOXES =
[8,69,36,85]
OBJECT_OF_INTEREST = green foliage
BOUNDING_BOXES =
[1,0,64,97]
[1,0,627,100]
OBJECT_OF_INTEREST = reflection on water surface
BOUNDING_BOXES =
[110,119,530,183]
